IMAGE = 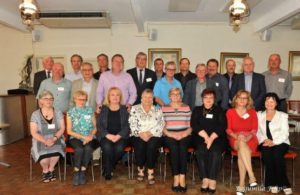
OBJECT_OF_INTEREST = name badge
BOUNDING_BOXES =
[57,87,64,91]
[215,82,219,87]
[206,114,213,119]
[146,78,152,82]
[48,124,55,129]
[242,113,250,119]
[84,115,91,120]
[278,78,285,83]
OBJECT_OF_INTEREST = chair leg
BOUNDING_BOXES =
[222,153,225,184]
[29,153,32,181]
[131,151,134,180]
[100,149,102,180]
[64,155,67,181]
[58,160,61,181]
[260,157,263,185]
[91,160,95,182]
[230,155,233,187]
[191,152,195,183]
[292,158,295,187]
[127,152,131,180]
[164,153,167,182]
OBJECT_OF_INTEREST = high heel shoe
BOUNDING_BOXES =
[200,187,208,193]
[147,171,155,185]
[171,185,180,192]
[137,167,144,182]
[179,185,187,193]
[208,188,216,194]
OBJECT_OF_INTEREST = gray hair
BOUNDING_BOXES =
[38,90,54,100]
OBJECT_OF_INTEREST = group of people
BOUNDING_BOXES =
[30,52,293,195]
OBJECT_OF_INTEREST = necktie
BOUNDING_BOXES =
[229,76,232,89]
[139,69,143,85]
[47,71,51,78]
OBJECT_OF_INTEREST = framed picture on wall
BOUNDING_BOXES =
[148,48,182,71]
[288,51,300,81]
[220,52,249,74]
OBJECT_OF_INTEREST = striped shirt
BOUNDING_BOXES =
[162,104,191,131]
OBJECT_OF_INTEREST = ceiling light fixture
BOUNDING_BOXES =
[19,0,38,29]
[229,0,250,31]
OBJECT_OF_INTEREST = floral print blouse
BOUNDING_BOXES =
[129,104,165,137]
[68,106,95,139]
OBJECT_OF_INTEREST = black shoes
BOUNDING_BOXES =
[208,188,216,194]
[73,171,80,186]
[79,171,86,185]
[171,185,187,193]
[104,173,112,180]
[200,187,216,194]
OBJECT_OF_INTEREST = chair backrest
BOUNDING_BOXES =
[288,100,300,114]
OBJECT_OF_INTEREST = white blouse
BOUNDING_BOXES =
[129,104,165,137]
[257,110,290,145]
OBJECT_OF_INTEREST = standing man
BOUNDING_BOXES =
[65,54,83,81]
[183,63,215,110]
[154,61,182,107]
[33,56,54,95]
[37,63,72,113]
[96,54,137,111]
[127,52,157,105]
[174,58,196,91]
[93,53,110,80]
[70,62,98,111]
[263,54,293,112]
[206,59,229,110]
[231,56,266,111]
[154,58,165,80]
[223,59,238,107]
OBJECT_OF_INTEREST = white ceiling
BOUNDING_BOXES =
[1,0,300,32]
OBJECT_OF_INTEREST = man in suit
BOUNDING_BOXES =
[93,53,110,80]
[127,52,157,105]
[231,56,266,111]
[223,59,238,107]
[206,58,229,110]
[70,62,98,111]
[183,63,216,110]
[154,58,165,80]
[174,57,196,91]
[33,56,54,95]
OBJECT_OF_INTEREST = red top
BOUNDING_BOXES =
[226,108,258,152]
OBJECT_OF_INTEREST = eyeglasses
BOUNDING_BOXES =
[171,93,181,96]
[76,98,87,101]
[238,97,248,100]
[82,69,92,72]
[42,98,54,101]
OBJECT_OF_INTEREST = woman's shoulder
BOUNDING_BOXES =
[276,110,288,119]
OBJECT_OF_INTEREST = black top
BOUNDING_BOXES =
[93,68,110,80]
[174,71,196,91]
[191,105,227,150]
[107,109,121,135]
[266,120,273,140]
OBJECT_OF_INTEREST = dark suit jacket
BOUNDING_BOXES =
[183,78,215,110]
[127,68,157,105]
[231,72,266,111]
[93,68,110,80]
[33,70,47,95]
[223,73,237,104]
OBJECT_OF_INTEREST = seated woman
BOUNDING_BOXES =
[97,87,130,180]
[191,88,226,194]
[257,93,292,195]
[67,90,99,186]
[30,90,65,183]
[129,89,164,184]
[162,87,192,193]
[226,90,258,195]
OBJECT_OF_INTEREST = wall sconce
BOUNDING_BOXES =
[229,0,250,31]
[19,0,38,29]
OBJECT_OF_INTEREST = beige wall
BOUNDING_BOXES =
[0,24,32,94]
[0,23,300,98]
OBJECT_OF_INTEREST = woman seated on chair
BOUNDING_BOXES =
[191,88,227,194]
[162,87,192,193]
[129,89,164,184]
[66,90,99,186]
[97,87,130,180]
[30,90,65,183]
[226,90,258,195]
[257,93,292,195]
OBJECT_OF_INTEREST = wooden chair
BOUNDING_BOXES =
[284,151,297,187]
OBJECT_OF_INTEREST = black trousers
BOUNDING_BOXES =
[194,143,223,180]
[260,143,291,188]
[69,138,99,169]
[100,137,127,174]
[164,136,191,175]
[131,136,161,169]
